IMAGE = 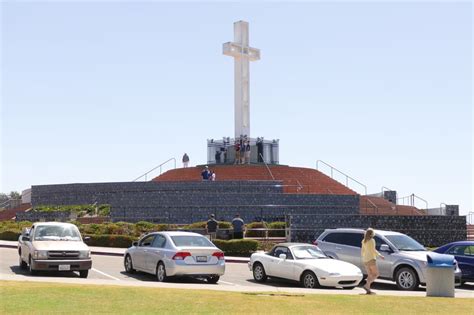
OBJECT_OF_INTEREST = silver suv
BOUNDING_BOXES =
[316,228,462,290]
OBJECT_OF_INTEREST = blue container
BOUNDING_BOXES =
[426,253,455,268]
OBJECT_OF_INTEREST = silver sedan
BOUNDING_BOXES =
[124,231,225,283]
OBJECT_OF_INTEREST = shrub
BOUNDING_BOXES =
[267,222,286,237]
[245,222,268,237]
[85,234,137,248]
[0,230,21,241]
[134,221,156,234]
[213,239,259,257]
[183,221,231,230]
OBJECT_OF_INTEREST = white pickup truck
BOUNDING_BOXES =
[18,222,92,278]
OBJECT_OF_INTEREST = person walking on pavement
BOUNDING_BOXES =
[361,228,384,294]
[206,214,218,241]
[231,213,245,239]
[182,153,190,168]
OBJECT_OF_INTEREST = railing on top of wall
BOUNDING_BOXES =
[133,158,177,182]
[467,212,474,225]
[397,193,428,210]
[316,160,367,195]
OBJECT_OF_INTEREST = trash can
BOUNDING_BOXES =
[426,253,455,297]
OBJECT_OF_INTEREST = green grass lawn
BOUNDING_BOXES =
[0,281,472,314]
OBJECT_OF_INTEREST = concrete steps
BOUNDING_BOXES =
[467,224,474,241]
[359,196,423,216]
[0,203,31,221]
[154,165,357,195]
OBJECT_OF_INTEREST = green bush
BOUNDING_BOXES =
[85,234,137,248]
[213,239,259,257]
[0,229,21,241]
[184,221,231,230]
[267,222,286,237]
[245,222,268,237]
[34,204,111,217]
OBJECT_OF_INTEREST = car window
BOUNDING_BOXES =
[323,232,363,248]
[170,235,214,247]
[152,235,166,248]
[447,245,471,256]
[291,245,326,259]
[272,246,293,259]
[139,235,155,247]
[466,246,474,256]
[34,225,81,241]
[374,236,389,251]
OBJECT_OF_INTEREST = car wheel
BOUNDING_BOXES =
[19,254,27,270]
[156,262,168,282]
[28,256,37,275]
[124,255,135,274]
[207,275,220,284]
[79,270,89,278]
[253,263,267,282]
[301,271,319,289]
[395,267,419,290]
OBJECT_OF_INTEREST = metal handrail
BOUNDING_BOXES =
[366,198,379,214]
[133,158,177,182]
[0,198,22,210]
[316,160,367,195]
[381,186,393,193]
[397,193,428,210]
[260,153,275,180]
[467,212,474,225]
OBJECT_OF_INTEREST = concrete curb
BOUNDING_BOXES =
[0,243,250,263]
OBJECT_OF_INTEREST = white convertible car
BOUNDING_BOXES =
[249,243,363,289]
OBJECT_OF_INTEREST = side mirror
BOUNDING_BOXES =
[279,253,287,260]
[83,236,91,241]
[132,241,138,247]
[21,236,30,242]
[380,244,391,252]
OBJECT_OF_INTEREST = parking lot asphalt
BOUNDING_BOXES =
[1,248,473,298]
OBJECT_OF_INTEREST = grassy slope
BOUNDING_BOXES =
[0,281,472,314]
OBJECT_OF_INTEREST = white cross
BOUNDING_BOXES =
[223,21,260,139]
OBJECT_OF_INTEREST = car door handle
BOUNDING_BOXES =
[335,247,341,250]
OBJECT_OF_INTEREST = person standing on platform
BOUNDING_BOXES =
[240,140,246,164]
[182,153,190,168]
[210,171,216,181]
[231,213,245,239]
[215,150,222,164]
[244,141,251,164]
[234,141,241,164]
[223,147,228,164]
[206,214,218,241]
[361,228,384,294]
[201,166,211,180]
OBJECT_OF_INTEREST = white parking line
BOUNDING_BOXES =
[219,280,237,286]
[91,268,121,281]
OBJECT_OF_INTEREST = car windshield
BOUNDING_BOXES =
[171,235,214,247]
[34,225,81,241]
[292,245,327,259]
[385,235,425,251]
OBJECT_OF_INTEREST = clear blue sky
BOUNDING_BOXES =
[1,1,472,215]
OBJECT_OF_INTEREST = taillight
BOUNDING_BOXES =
[172,252,191,260]
[212,251,225,260]
[312,240,318,246]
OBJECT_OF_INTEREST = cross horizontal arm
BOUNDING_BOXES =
[223,42,261,61]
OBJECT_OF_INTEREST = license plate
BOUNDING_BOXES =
[58,265,70,271]
[196,256,207,262]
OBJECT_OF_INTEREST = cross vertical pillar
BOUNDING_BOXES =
[223,21,260,139]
